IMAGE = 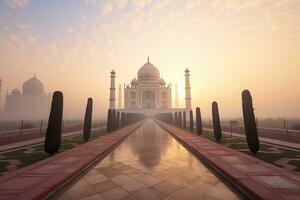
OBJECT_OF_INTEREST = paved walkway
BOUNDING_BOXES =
[1,120,300,200]
[158,121,300,200]
[204,128,300,150]
[0,122,143,200]
[54,120,241,200]
[0,127,105,152]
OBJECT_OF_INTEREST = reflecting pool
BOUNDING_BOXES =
[55,120,241,200]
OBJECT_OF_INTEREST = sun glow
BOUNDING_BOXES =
[0,0,299,118]
[179,86,185,98]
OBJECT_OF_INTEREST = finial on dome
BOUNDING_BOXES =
[147,55,149,63]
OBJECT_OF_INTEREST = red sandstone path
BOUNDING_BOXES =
[157,121,300,200]
[0,120,299,200]
[0,122,144,200]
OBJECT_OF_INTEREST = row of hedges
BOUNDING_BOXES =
[155,89,260,155]
[106,109,145,133]
[44,90,146,155]
[44,92,95,155]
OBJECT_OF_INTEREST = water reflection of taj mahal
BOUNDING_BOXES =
[109,57,192,115]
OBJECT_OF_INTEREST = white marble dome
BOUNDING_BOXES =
[22,75,44,95]
[138,57,160,81]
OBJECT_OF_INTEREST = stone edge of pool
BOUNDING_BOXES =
[155,120,300,200]
[0,121,144,200]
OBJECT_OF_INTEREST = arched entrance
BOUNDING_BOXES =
[142,91,155,109]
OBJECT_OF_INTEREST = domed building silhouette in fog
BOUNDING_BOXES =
[2,75,51,120]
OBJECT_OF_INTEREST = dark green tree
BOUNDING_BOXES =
[124,113,128,126]
[242,90,260,154]
[196,107,203,135]
[174,112,178,127]
[170,113,174,125]
[120,112,124,128]
[44,91,63,155]
[112,109,117,131]
[83,98,93,142]
[212,102,222,142]
[178,111,182,128]
[107,109,112,133]
[116,111,120,129]
[183,111,186,129]
[190,110,194,131]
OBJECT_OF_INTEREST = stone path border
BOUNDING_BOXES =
[0,121,144,200]
[155,120,300,200]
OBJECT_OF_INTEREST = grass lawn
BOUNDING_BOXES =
[188,129,300,172]
[0,129,107,175]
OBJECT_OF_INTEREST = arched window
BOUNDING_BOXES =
[131,101,136,107]
[131,91,136,99]
[162,101,167,108]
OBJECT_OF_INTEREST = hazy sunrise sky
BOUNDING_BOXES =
[0,0,299,119]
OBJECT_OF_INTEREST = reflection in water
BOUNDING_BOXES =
[128,120,171,167]
[55,119,241,200]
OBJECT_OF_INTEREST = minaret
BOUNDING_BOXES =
[109,70,116,109]
[185,68,192,110]
[0,79,2,109]
[118,84,122,109]
[0,78,2,98]
[175,83,179,108]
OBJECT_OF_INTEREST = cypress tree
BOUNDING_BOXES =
[120,112,124,128]
[212,102,222,142]
[190,110,194,131]
[178,111,182,128]
[83,98,93,142]
[116,111,120,129]
[183,111,186,129]
[107,109,112,133]
[124,113,128,126]
[124,112,127,126]
[242,90,260,154]
[170,113,174,124]
[174,112,178,127]
[128,113,132,125]
[196,107,203,135]
[127,113,131,125]
[44,91,63,155]
[112,109,117,131]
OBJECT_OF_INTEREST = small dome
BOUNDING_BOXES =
[22,75,44,95]
[131,78,138,87]
[11,88,21,95]
[138,57,160,81]
[159,78,166,87]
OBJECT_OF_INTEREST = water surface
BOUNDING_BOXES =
[55,120,241,200]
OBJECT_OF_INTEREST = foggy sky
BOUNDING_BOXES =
[0,0,299,119]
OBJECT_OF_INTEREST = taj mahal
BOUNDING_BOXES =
[109,57,192,115]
